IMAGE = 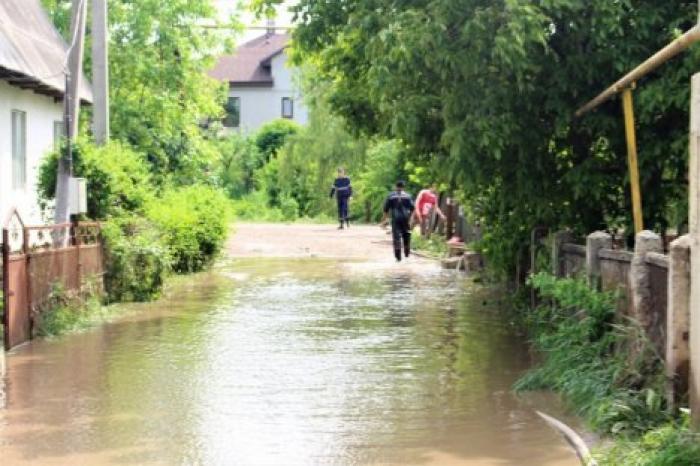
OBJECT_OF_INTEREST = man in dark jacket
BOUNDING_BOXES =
[381,180,415,261]
[330,168,352,229]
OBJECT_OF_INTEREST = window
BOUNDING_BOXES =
[282,97,294,119]
[53,120,64,150]
[11,110,27,190]
[224,96,240,128]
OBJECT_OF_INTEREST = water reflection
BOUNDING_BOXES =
[0,258,576,465]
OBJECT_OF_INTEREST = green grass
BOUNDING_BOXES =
[411,231,448,257]
[595,419,700,465]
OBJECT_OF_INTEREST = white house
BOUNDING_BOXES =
[210,32,308,132]
[0,0,92,226]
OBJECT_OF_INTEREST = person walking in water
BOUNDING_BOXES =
[381,180,415,262]
[413,184,446,236]
[330,168,353,229]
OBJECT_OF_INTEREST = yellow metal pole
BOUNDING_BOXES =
[622,87,644,233]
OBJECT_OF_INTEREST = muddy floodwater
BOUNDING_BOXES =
[0,257,578,465]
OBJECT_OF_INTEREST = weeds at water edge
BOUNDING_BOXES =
[515,273,669,435]
[515,273,700,464]
[35,281,123,338]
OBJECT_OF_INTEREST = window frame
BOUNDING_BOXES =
[224,96,241,128]
[11,109,27,190]
[281,97,294,119]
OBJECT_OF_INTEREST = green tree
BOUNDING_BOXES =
[256,0,698,276]
[255,119,301,160]
[42,0,237,186]
[217,133,264,197]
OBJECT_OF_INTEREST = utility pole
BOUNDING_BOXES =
[690,73,700,429]
[55,0,87,224]
[92,0,109,145]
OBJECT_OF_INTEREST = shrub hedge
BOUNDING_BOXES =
[101,217,171,302]
[38,139,153,219]
[145,185,229,273]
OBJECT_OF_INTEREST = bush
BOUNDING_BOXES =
[38,139,153,219]
[230,192,285,222]
[279,195,299,220]
[102,216,171,302]
[146,185,229,273]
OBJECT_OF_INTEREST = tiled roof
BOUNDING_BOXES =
[0,0,92,102]
[210,33,290,86]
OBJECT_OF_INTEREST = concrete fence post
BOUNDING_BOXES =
[552,231,575,278]
[586,231,612,289]
[666,235,692,412]
[630,230,663,336]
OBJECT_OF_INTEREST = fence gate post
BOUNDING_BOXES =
[630,230,663,351]
[689,73,700,429]
[586,231,612,289]
[667,235,691,412]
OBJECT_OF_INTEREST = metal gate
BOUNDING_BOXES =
[2,210,29,350]
[2,211,103,351]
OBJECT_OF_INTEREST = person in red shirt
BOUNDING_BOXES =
[413,184,446,236]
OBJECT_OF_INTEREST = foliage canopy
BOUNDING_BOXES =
[257,0,698,276]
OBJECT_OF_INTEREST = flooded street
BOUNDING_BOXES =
[0,226,578,465]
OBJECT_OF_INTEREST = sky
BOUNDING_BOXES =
[214,0,298,42]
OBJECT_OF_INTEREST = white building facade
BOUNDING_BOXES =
[210,33,308,133]
[0,81,63,224]
[0,0,92,226]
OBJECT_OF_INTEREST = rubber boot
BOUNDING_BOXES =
[345,218,350,229]
[338,220,344,230]
[394,249,402,262]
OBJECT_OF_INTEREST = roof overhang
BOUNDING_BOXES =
[0,65,92,104]
[229,81,274,88]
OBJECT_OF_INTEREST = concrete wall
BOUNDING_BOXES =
[0,80,62,225]
[599,249,633,317]
[229,53,308,133]
[557,232,669,357]
[558,243,586,278]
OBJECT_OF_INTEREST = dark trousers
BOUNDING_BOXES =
[337,196,349,221]
[391,218,411,260]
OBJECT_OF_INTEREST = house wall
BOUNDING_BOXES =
[229,53,308,133]
[0,80,63,226]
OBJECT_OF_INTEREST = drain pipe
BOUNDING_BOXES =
[537,411,598,466]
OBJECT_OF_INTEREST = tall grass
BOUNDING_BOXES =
[516,273,668,435]
[517,273,700,464]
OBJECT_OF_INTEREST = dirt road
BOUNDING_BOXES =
[226,222,400,259]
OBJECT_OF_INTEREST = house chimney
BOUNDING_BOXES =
[266,17,275,36]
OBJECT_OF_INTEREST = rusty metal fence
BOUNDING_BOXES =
[2,211,103,351]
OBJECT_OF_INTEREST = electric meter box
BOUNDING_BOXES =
[69,177,87,214]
